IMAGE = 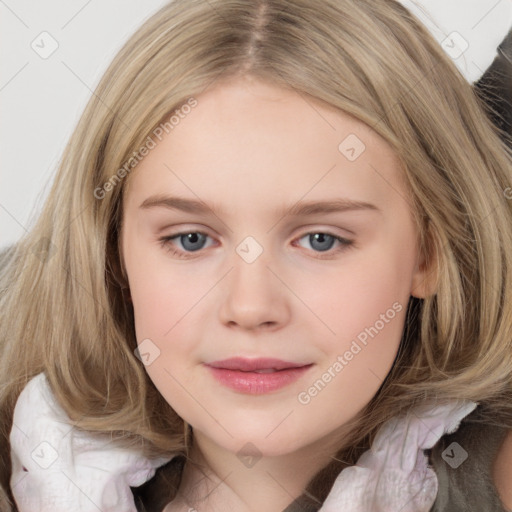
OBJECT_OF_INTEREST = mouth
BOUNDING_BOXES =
[206,357,310,371]
[205,357,313,394]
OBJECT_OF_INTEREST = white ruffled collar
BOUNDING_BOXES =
[10,373,476,511]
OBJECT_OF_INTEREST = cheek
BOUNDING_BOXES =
[293,253,412,433]
[307,245,414,348]
[127,269,204,422]
[126,248,214,341]
[295,238,414,419]
[124,249,213,413]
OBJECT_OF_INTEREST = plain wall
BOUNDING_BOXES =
[0,0,168,251]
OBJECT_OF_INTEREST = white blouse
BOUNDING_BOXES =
[10,372,476,511]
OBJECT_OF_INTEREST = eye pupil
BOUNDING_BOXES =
[181,233,206,251]
[310,233,335,252]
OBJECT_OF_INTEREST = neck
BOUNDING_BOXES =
[170,428,349,512]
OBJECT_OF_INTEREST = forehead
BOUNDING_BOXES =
[123,77,409,216]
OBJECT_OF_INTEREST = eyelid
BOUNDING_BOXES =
[159,229,216,256]
[290,223,355,239]
[158,225,353,244]
[158,226,355,260]
[291,231,354,259]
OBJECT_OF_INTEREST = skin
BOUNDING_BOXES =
[120,75,435,511]
[493,431,512,511]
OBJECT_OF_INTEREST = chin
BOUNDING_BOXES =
[194,419,311,459]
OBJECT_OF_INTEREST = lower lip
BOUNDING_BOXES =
[206,365,313,394]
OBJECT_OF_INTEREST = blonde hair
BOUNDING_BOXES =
[2,0,512,508]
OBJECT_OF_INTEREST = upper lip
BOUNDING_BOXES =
[206,357,310,371]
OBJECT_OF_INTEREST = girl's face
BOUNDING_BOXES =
[121,76,431,458]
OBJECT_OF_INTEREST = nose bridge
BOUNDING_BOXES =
[230,235,274,299]
[218,235,290,329]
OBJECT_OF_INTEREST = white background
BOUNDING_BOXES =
[1,0,168,251]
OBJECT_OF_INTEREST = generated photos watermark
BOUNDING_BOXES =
[94,97,198,199]
[297,301,403,405]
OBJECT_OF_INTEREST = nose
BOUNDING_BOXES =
[218,247,291,331]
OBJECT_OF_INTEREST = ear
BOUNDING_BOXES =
[410,228,439,299]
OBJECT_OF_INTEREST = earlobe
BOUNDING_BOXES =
[411,259,438,298]
[410,232,439,299]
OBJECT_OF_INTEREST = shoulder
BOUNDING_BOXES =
[493,428,512,511]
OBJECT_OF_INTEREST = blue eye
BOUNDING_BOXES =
[159,232,214,257]
[177,232,208,251]
[296,232,353,255]
[159,230,353,259]
[305,233,335,251]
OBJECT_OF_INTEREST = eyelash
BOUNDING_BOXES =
[158,231,354,260]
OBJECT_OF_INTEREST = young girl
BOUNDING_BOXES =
[2,0,512,510]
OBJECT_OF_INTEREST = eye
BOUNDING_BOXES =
[295,232,353,255]
[159,230,353,259]
[159,231,215,258]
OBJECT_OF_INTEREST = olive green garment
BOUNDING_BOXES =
[428,407,509,512]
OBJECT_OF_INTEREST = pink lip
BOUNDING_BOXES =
[205,357,313,394]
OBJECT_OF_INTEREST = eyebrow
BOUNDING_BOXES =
[139,194,380,216]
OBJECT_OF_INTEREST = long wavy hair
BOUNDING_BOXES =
[1,0,512,508]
